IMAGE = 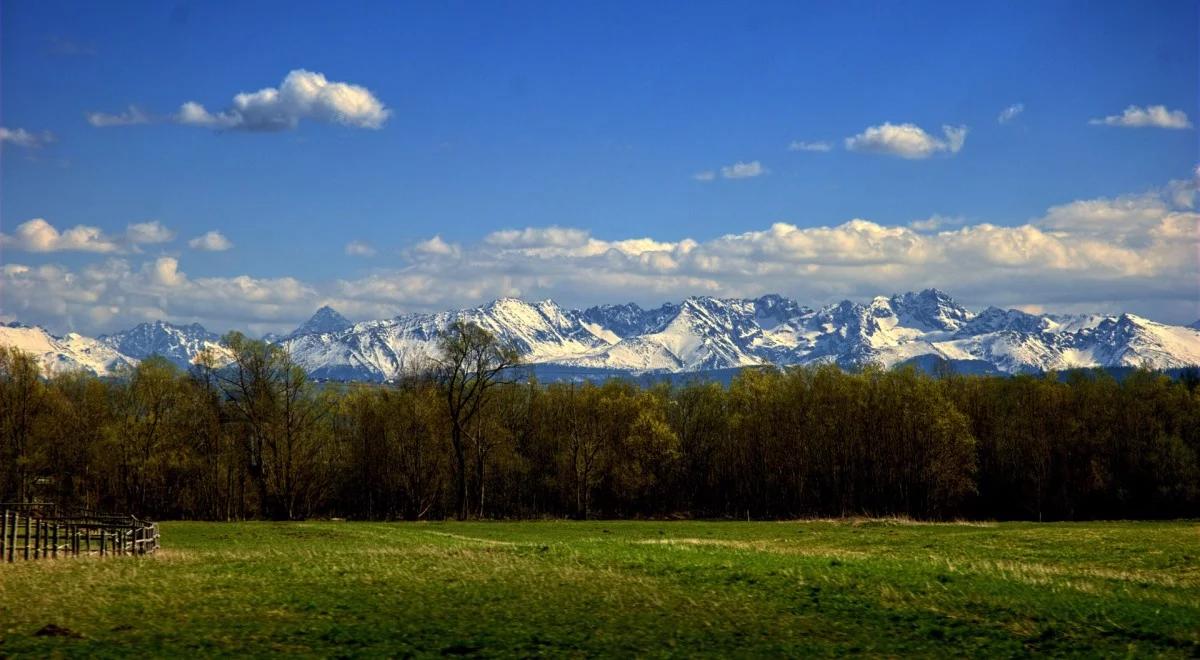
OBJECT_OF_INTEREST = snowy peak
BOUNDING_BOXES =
[101,320,225,369]
[884,289,973,332]
[958,307,1049,336]
[287,305,352,338]
[579,301,679,338]
[1,324,135,377]
[753,294,809,328]
[4,292,1199,380]
[460,298,606,358]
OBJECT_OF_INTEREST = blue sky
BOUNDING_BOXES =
[1,0,1197,334]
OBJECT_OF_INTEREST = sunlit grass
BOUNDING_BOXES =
[1,520,1197,656]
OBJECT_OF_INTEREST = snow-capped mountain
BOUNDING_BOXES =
[284,305,352,339]
[280,298,614,380]
[274,290,1200,379]
[4,290,1199,380]
[0,323,136,377]
[100,321,230,369]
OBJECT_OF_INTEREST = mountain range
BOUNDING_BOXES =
[3,290,1200,379]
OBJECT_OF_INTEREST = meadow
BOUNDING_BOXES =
[1,520,1197,657]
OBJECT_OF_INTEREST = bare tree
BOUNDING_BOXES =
[433,320,521,520]
[218,332,332,520]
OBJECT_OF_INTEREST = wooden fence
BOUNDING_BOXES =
[0,503,159,562]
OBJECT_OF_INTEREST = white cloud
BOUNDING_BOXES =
[189,231,234,251]
[344,240,376,257]
[1089,105,1191,129]
[1,257,319,335]
[145,257,186,287]
[788,141,832,152]
[0,219,183,253]
[1,219,122,253]
[126,221,175,245]
[845,122,968,159]
[0,127,54,148]
[998,103,1024,124]
[692,170,716,182]
[86,106,150,127]
[176,69,390,132]
[485,227,590,248]
[412,235,461,258]
[4,177,1198,333]
[720,161,766,179]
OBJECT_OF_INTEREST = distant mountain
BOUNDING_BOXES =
[4,290,1200,380]
[0,322,135,376]
[100,320,228,369]
[285,306,352,339]
[277,289,1200,380]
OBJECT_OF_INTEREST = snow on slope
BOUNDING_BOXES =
[282,298,614,380]
[4,290,1200,380]
[101,320,232,369]
[0,323,136,376]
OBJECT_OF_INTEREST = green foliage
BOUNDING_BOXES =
[1,328,1198,520]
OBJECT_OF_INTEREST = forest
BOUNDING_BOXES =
[2,321,1198,522]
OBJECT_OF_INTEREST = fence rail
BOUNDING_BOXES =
[0,502,159,562]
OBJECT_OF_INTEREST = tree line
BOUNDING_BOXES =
[2,322,1197,521]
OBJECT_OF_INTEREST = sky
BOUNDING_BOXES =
[1,0,1197,335]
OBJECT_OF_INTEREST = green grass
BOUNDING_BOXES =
[1,520,1198,657]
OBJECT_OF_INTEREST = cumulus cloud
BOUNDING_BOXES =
[0,127,54,148]
[695,162,767,181]
[344,240,376,257]
[175,69,390,132]
[4,177,1198,334]
[2,256,318,335]
[720,161,767,178]
[145,256,186,287]
[0,219,181,253]
[86,106,150,127]
[998,103,1024,124]
[485,227,590,249]
[845,123,968,159]
[411,235,461,258]
[1,219,122,253]
[788,141,832,152]
[189,231,234,251]
[126,221,175,245]
[1090,105,1191,129]
[332,177,1197,323]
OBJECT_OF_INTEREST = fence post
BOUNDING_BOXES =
[7,512,15,562]
[1,511,6,561]
[52,522,59,558]
[23,514,30,560]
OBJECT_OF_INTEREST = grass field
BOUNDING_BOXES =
[1,520,1197,657]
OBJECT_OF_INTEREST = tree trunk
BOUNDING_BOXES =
[452,425,468,520]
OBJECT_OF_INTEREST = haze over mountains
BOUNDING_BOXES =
[3,290,1199,379]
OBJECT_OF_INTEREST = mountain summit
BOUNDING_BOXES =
[286,305,352,339]
[4,292,1200,380]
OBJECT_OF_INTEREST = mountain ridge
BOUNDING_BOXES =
[4,290,1199,379]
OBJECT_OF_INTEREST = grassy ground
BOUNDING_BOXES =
[0,520,1197,657]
